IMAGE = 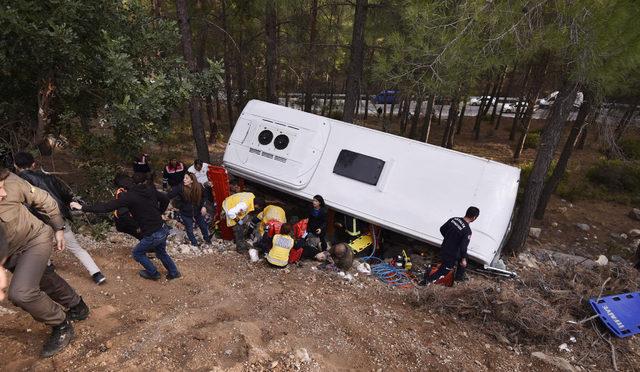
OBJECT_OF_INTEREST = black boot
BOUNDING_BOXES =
[67,298,89,321]
[41,319,75,358]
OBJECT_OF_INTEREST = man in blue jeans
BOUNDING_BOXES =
[70,173,181,280]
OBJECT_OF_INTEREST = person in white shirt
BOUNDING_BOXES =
[188,160,212,201]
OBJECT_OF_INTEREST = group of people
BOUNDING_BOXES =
[0,149,480,358]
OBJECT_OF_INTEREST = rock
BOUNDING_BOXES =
[629,208,640,221]
[551,222,558,228]
[295,348,311,363]
[558,207,568,214]
[628,229,640,238]
[610,255,625,263]
[576,223,590,231]
[536,249,598,269]
[531,352,578,372]
[179,244,191,254]
[529,227,542,239]
[558,343,571,352]
[224,349,233,356]
[493,259,507,270]
[595,255,608,266]
[518,253,539,269]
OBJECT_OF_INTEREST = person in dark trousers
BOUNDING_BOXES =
[167,173,211,246]
[307,195,328,250]
[162,158,186,190]
[71,173,181,281]
[421,206,480,285]
[111,174,143,240]
[0,166,89,358]
[13,152,106,285]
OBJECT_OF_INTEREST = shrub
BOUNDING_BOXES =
[620,139,640,160]
[523,132,540,149]
[586,159,640,193]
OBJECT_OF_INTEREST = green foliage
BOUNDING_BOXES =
[586,160,640,193]
[620,139,640,160]
[523,132,541,149]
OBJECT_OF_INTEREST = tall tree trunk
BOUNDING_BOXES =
[456,98,467,134]
[303,0,319,112]
[363,89,369,120]
[176,0,210,162]
[234,37,247,116]
[215,95,221,122]
[221,0,234,128]
[472,81,492,139]
[505,78,579,254]
[495,65,516,130]
[437,101,444,126]
[205,96,217,143]
[510,65,532,140]
[614,103,638,141]
[342,0,367,123]
[265,0,278,103]
[513,59,548,160]
[327,82,335,116]
[408,97,423,139]
[489,70,506,124]
[420,95,435,142]
[388,99,396,120]
[442,97,460,149]
[400,96,412,134]
[355,90,361,118]
[577,107,599,150]
[152,0,164,17]
[396,97,404,120]
[34,74,55,147]
[534,91,593,220]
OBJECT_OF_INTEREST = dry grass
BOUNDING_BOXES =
[408,262,640,370]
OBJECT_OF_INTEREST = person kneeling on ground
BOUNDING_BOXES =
[222,191,265,251]
[167,173,211,246]
[70,173,182,281]
[0,166,89,358]
[266,223,295,268]
[421,206,479,285]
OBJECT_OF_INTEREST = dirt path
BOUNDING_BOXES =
[0,232,559,371]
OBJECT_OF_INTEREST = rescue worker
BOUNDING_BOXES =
[222,191,264,251]
[71,173,181,281]
[0,165,88,358]
[334,212,365,244]
[329,243,354,271]
[256,204,287,236]
[266,223,295,267]
[421,206,479,285]
[14,152,106,285]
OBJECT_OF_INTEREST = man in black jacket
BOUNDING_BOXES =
[422,206,479,285]
[71,173,181,281]
[14,152,106,285]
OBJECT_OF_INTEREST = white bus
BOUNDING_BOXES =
[223,100,520,269]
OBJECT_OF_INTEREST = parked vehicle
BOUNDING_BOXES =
[468,96,496,107]
[223,100,520,269]
[373,90,399,104]
[502,101,528,113]
[537,91,583,109]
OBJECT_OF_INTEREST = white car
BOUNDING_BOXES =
[468,96,496,106]
[503,101,528,113]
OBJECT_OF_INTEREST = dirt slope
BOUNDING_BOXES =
[0,232,563,371]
